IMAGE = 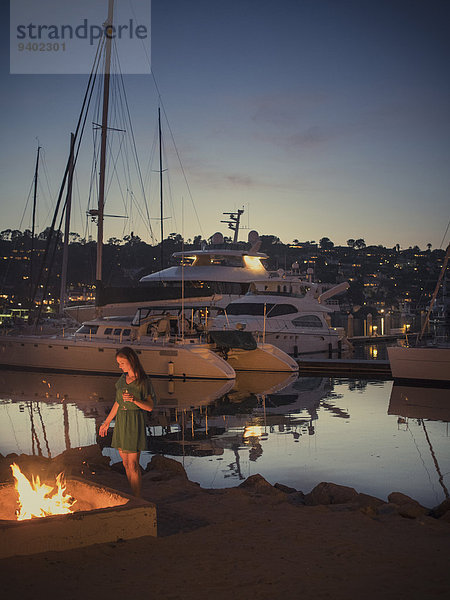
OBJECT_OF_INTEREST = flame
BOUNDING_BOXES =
[11,463,76,521]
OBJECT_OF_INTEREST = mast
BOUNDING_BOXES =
[221,209,244,243]
[159,107,164,269]
[29,145,41,308]
[95,0,114,285]
[419,244,450,341]
[59,133,75,314]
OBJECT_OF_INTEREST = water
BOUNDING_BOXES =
[1,368,449,509]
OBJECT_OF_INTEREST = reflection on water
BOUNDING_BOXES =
[0,369,449,508]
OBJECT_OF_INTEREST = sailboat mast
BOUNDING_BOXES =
[59,132,75,314]
[419,243,450,341]
[159,107,164,269]
[29,144,41,307]
[96,0,114,284]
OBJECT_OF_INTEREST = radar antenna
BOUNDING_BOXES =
[221,208,244,243]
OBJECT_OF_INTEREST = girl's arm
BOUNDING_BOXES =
[122,388,154,412]
[99,402,119,436]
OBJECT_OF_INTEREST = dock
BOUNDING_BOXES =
[297,358,392,378]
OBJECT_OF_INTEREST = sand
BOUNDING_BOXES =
[1,448,449,600]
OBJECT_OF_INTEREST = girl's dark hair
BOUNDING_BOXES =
[115,346,147,384]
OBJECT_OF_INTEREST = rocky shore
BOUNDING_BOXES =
[1,446,450,599]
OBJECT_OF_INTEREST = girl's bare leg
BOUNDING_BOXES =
[119,449,142,497]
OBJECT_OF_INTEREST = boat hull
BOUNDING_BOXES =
[387,345,450,383]
[224,343,299,372]
[0,336,236,380]
[213,320,342,355]
[262,329,341,355]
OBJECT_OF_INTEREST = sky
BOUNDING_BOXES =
[1,0,449,251]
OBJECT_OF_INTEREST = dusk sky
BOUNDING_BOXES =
[1,0,449,250]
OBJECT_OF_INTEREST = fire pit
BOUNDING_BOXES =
[0,475,157,558]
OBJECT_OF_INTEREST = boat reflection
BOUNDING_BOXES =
[144,374,338,476]
[388,384,450,422]
[0,368,117,404]
[226,371,299,401]
[388,384,450,502]
[0,369,235,459]
[0,367,351,480]
[151,378,234,411]
[144,371,300,458]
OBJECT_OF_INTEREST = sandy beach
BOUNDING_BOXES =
[1,447,449,600]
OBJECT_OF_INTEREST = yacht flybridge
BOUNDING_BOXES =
[139,245,269,297]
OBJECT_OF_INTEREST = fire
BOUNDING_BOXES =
[11,463,76,521]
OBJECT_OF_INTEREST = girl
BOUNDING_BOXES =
[99,346,154,497]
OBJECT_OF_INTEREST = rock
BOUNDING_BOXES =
[387,492,429,519]
[145,455,188,480]
[287,492,306,506]
[274,482,298,494]
[239,474,281,496]
[110,462,126,475]
[431,498,450,519]
[377,503,400,517]
[357,493,384,510]
[304,482,359,506]
[439,510,450,523]
[51,445,110,478]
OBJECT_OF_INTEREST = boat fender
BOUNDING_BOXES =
[168,360,174,378]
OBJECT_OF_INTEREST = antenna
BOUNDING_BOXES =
[220,208,244,243]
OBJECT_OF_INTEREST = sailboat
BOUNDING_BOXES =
[388,244,450,383]
[0,1,235,381]
[1,1,299,379]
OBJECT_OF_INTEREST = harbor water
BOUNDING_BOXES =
[0,368,449,509]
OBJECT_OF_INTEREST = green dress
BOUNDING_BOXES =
[111,374,154,453]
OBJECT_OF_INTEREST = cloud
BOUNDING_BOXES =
[250,91,328,128]
[226,174,254,187]
[284,126,333,148]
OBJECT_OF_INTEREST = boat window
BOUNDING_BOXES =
[104,328,113,335]
[226,303,274,316]
[123,329,131,336]
[210,255,245,267]
[267,304,297,317]
[75,325,99,335]
[292,315,323,328]
[113,328,122,335]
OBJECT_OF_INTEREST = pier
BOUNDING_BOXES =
[297,357,392,377]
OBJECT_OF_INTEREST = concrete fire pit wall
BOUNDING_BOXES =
[0,477,157,558]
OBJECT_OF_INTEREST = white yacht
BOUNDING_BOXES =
[139,233,268,299]
[211,274,349,356]
[65,225,271,322]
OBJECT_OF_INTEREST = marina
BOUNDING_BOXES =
[1,368,448,510]
[1,1,450,597]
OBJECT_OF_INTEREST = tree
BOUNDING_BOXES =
[69,232,82,244]
[123,232,142,245]
[354,238,366,249]
[319,237,334,250]
[107,237,122,245]
[347,238,356,249]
